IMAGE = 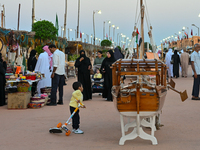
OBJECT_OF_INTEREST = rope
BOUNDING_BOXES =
[144,0,151,26]
[145,11,150,31]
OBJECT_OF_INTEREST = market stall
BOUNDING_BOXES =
[5,71,50,109]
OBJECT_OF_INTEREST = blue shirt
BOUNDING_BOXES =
[191,51,200,75]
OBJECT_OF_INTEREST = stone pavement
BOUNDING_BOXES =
[0,68,200,150]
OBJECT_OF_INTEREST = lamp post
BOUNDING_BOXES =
[112,25,119,43]
[61,26,64,37]
[192,24,199,43]
[103,20,111,39]
[93,10,101,45]
[117,33,121,46]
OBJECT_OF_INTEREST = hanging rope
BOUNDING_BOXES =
[144,0,151,26]
[144,11,150,31]
[134,0,139,26]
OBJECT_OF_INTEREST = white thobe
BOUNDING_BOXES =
[165,49,173,77]
[34,52,52,94]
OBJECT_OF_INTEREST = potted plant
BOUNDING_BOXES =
[68,54,78,66]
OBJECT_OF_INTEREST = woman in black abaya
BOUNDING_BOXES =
[101,50,116,101]
[0,53,6,106]
[28,50,37,71]
[171,50,181,78]
[75,50,92,100]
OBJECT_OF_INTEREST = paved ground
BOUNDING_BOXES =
[1,68,200,150]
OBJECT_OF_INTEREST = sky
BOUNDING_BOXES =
[1,0,200,46]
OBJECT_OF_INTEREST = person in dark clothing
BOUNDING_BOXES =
[75,50,92,101]
[171,50,181,78]
[0,53,6,106]
[101,50,116,101]
[28,50,37,71]
[27,50,37,96]
[114,47,124,60]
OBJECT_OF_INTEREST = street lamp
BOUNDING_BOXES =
[61,26,64,37]
[112,25,119,43]
[103,20,110,39]
[192,24,199,37]
[198,13,200,18]
[93,10,101,45]
[90,35,93,44]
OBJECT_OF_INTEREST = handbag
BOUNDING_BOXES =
[90,68,94,75]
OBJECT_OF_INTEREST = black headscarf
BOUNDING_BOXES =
[79,50,86,59]
[106,50,116,62]
[174,50,178,55]
[75,50,91,73]
[28,50,37,71]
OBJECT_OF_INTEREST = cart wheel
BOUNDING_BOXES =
[65,130,71,136]
[49,130,53,133]
[57,122,62,128]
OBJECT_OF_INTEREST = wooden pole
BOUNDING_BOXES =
[17,4,21,31]
[161,43,163,61]
[139,0,144,59]
[2,5,5,27]
[137,44,139,59]
[63,0,67,38]
[32,0,35,26]
[76,0,80,56]
[1,10,3,28]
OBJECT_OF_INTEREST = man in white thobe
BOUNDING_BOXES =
[165,48,173,78]
[34,47,52,94]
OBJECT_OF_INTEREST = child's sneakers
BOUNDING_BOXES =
[74,128,84,134]
[72,129,76,133]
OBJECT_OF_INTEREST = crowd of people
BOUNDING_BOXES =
[165,48,190,79]
[165,43,200,100]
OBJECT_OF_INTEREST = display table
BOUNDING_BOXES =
[7,79,42,85]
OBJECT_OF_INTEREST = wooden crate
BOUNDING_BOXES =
[8,92,31,109]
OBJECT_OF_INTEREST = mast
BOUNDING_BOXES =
[139,0,145,59]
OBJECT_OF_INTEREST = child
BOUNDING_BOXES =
[69,82,86,134]
[93,68,102,79]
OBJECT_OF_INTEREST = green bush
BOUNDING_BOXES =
[101,40,112,47]
[32,20,57,40]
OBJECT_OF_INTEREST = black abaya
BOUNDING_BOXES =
[101,50,116,101]
[172,51,180,78]
[0,62,6,106]
[28,50,37,71]
[75,50,92,100]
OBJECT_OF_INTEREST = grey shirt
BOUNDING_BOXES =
[93,57,105,66]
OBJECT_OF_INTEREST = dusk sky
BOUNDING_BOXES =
[1,0,200,46]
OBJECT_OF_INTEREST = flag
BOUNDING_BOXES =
[80,31,82,38]
[191,27,193,36]
[106,33,108,40]
[110,37,112,41]
[136,29,142,46]
[55,14,59,36]
[184,32,188,39]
